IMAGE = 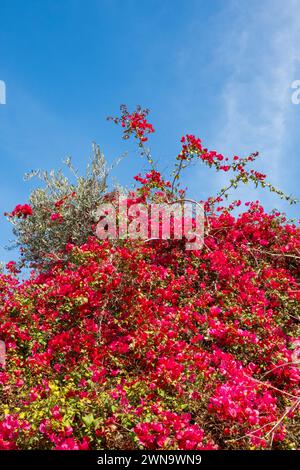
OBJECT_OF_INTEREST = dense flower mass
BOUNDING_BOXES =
[0,106,299,450]
[1,204,300,450]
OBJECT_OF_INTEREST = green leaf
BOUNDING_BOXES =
[82,413,94,427]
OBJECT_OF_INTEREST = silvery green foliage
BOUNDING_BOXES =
[10,144,116,269]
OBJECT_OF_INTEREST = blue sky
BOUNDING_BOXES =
[0,0,300,264]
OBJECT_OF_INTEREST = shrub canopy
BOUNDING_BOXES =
[0,106,299,450]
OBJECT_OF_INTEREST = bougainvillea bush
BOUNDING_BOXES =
[0,106,299,450]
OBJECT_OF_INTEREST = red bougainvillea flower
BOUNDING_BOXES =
[5,261,20,275]
[50,212,64,223]
[9,204,33,218]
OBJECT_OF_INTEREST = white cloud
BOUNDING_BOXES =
[214,0,300,205]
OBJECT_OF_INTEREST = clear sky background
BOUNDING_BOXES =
[1,0,300,264]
